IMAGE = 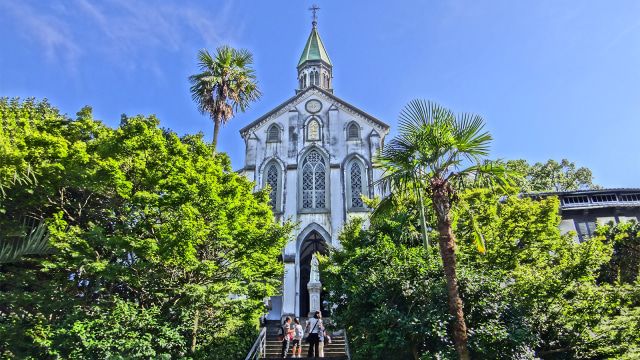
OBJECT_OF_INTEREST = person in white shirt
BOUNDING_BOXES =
[290,317,304,358]
[305,310,323,357]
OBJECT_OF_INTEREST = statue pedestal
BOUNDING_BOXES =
[307,281,322,318]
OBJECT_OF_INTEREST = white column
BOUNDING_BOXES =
[282,263,296,318]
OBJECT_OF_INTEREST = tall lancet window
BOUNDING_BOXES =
[314,71,320,85]
[347,159,367,211]
[263,161,282,212]
[350,162,363,208]
[302,150,326,209]
[266,165,278,207]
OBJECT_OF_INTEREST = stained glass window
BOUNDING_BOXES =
[302,150,326,209]
[266,164,278,208]
[350,161,364,208]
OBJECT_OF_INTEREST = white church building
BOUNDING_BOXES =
[239,19,390,320]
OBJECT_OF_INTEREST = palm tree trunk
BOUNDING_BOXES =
[212,115,221,156]
[432,181,470,360]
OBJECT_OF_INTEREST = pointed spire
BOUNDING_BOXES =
[296,6,333,93]
[297,27,332,67]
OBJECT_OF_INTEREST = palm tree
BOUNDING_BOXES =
[188,46,261,155]
[375,99,514,360]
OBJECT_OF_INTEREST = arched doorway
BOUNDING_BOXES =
[299,230,329,317]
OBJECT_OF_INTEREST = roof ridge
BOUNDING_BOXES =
[238,86,389,136]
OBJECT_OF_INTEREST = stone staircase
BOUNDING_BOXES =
[261,320,348,359]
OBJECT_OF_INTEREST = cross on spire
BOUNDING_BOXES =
[309,4,320,28]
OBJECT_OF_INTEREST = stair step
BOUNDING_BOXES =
[263,358,347,360]
[258,324,346,360]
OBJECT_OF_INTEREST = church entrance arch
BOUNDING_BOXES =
[299,230,329,317]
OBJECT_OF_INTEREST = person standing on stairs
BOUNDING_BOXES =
[318,324,331,358]
[317,324,325,358]
[290,317,303,358]
[281,316,294,358]
[305,310,323,358]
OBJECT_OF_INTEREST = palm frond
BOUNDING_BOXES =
[0,219,53,264]
[188,46,261,124]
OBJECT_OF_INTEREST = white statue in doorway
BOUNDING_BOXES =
[310,253,320,283]
[307,253,323,317]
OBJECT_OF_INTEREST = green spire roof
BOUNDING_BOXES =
[297,27,332,67]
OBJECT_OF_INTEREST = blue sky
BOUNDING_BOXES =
[1,0,639,187]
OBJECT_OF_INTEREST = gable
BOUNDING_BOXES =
[239,85,390,138]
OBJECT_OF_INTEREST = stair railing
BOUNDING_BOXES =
[245,326,267,360]
[344,330,351,360]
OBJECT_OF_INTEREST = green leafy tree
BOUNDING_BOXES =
[188,46,261,155]
[375,99,513,359]
[322,209,537,359]
[325,179,637,359]
[453,189,637,359]
[504,158,598,193]
[0,98,290,359]
[596,220,640,284]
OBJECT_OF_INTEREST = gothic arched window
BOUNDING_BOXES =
[301,150,327,210]
[267,124,280,142]
[263,162,282,212]
[347,159,367,211]
[309,72,315,86]
[347,122,360,140]
[314,71,320,85]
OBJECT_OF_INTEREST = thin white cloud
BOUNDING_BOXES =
[75,0,240,68]
[1,2,82,64]
[2,0,242,73]
[604,20,640,52]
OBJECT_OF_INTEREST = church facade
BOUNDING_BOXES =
[239,21,390,320]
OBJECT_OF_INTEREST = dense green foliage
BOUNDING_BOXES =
[323,189,640,359]
[323,215,537,360]
[504,158,598,192]
[454,190,624,358]
[596,220,640,285]
[0,97,291,359]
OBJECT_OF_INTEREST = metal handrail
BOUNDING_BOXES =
[245,326,267,360]
[344,330,351,360]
